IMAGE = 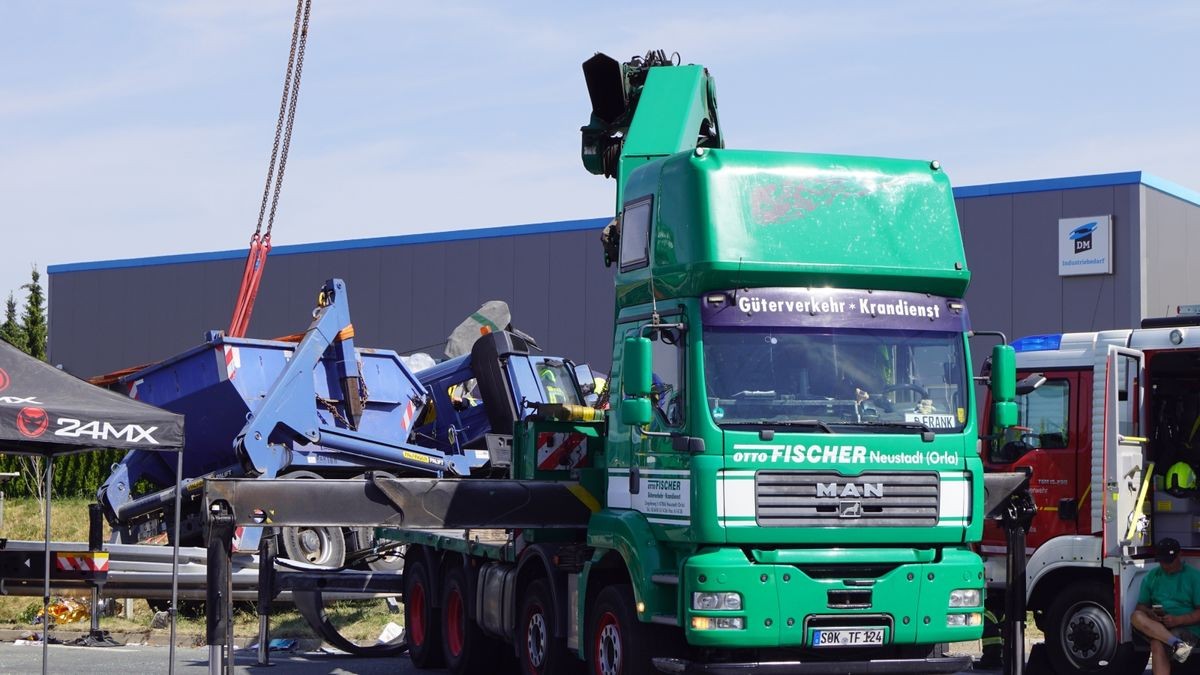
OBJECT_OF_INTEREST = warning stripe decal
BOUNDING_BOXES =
[536,432,588,470]
[401,401,416,432]
[224,345,241,380]
[54,552,110,572]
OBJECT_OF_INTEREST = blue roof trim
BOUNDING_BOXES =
[48,169,1200,277]
[49,216,611,275]
[952,171,1143,198]
[1141,173,1200,208]
[953,170,1200,208]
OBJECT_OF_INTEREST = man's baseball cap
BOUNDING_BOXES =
[1157,537,1182,563]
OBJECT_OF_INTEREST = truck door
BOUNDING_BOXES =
[632,322,692,529]
[982,369,1086,550]
[1100,346,1147,559]
[608,317,692,529]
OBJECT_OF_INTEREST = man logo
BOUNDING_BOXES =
[16,406,49,438]
[840,501,864,519]
[1069,221,1098,254]
[817,482,884,499]
[0,367,8,393]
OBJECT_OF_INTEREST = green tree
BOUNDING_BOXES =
[21,266,47,360]
[0,292,24,350]
[0,268,126,500]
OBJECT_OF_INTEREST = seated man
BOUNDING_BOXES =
[1132,537,1200,673]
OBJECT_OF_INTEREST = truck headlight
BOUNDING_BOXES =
[949,589,982,608]
[692,592,742,611]
[946,612,983,627]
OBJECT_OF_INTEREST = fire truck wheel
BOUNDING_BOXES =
[440,565,504,674]
[588,584,652,675]
[1044,581,1149,674]
[519,579,581,675]
[405,554,444,668]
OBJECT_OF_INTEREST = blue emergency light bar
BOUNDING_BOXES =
[1011,334,1063,353]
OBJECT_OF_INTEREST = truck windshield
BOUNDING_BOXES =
[703,327,968,432]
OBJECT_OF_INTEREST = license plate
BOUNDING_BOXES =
[812,628,886,647]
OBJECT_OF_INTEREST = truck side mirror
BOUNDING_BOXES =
[990,344,1018,429]
[624,337,653,396]
[1016,373,1047,396]
[621,398,653,426]
[574,363,597,395]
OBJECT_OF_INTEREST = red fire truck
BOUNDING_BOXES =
[982,306,1200,674]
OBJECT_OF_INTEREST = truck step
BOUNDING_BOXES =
[651,573,679,585]
[650,614,680,626]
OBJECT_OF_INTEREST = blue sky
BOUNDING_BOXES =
[2,1,1198,311]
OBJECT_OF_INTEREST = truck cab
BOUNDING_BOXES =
[590,140,992,671]
[981,310,1200,674]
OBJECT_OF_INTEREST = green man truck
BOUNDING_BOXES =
[204,50,1021,674]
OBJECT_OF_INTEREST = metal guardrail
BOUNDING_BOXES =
[1,541,262,601]
[0,540,401,602]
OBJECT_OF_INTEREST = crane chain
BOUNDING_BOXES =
[255,0,312,243]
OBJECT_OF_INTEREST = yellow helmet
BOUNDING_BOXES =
[1166,461,1197,497]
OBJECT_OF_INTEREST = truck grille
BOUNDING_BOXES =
[755,471,939,527]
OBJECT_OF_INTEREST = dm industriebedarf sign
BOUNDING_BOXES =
[1058,215,1112,276]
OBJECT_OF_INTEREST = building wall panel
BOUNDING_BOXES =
[48,222,615,378]
[1143,187,1200,320]
[45,182,1200,388]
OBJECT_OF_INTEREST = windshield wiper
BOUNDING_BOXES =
[756,419,836,434]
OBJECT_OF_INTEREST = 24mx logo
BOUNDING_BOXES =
[17,407,50,438]
[55,417,159,444]
[0,395,45,405]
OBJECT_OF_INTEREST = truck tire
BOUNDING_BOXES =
[405,555,444,668]
[350,527,405,572]
[520,579,581,675]
[1044,581,1149,674]
[440,565,503,674]
[588,584,653,675]
[278,470,347,567]
[349,471,406,572]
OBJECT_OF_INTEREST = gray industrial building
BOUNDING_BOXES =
[48,171,1200,379]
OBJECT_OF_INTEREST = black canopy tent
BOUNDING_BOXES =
[0,339,184,674]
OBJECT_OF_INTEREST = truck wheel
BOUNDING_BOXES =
[350,527,406,572]
[349,471,406,572]
[1044,581,1149,674]
[588,584,651,675]
[520,579,581,675]
[405,555,444,668]
[279,470,347,567]
[279,523,346,566]
[441,565,502,674]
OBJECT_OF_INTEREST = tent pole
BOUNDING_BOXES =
[169,451,182,675]
[42,457,52,675]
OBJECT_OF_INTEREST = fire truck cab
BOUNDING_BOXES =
[982,306,1200,674]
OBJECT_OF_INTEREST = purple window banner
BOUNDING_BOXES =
[700,288,969,332]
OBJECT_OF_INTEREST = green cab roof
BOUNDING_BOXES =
[617,149,970,306]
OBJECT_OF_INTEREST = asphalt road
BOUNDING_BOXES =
[0,643,414,674]
[0,643,1162,674]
